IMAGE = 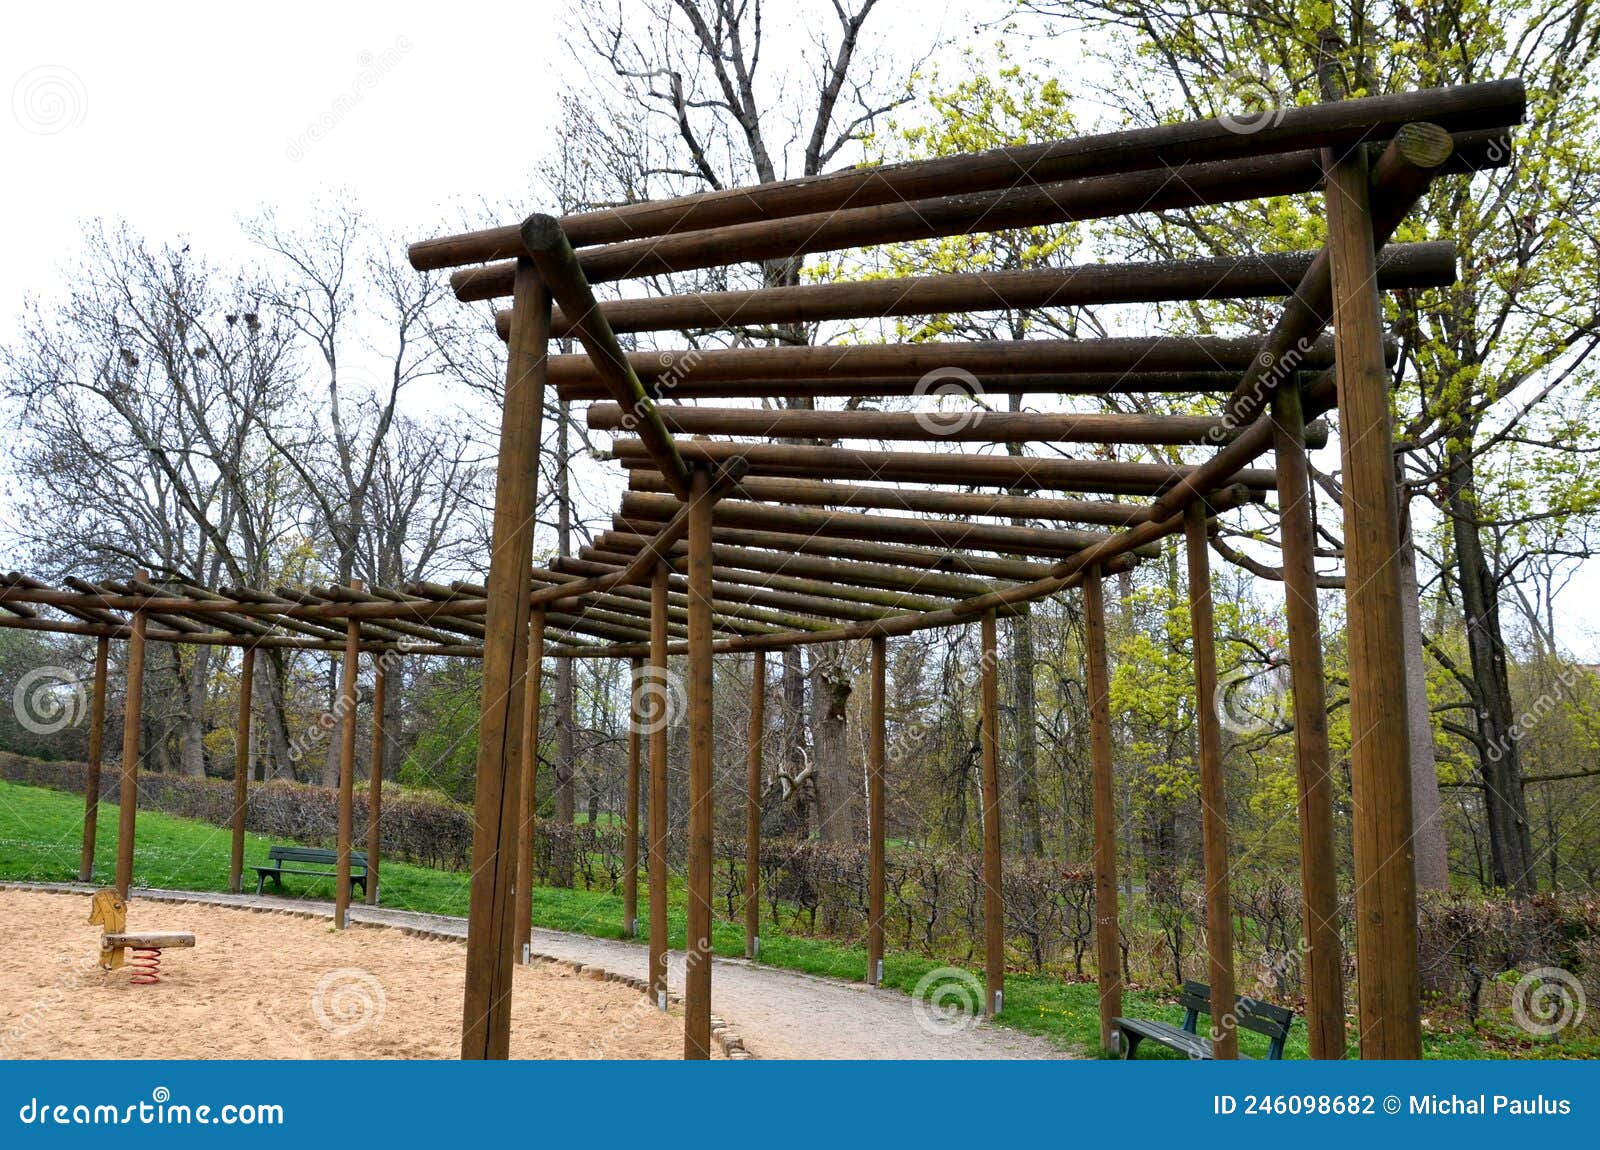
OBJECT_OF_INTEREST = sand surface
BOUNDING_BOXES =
[0,889,703,1059]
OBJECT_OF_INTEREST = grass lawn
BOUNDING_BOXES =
[1,778,1592,1059]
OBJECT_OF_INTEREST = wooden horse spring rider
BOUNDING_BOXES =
[88,890,195,984]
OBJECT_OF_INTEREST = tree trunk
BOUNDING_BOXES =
[320,655,341,788]
[1397,498,1451,890]
[175,645,209,778]
[808,649,855,844]
[258,651,295,780]
[780,647,810,836]
[552,399,576,885]
[1008,614,1044,855]
[1446,444,1535,895]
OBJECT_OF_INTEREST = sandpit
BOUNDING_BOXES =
[0,888,708,1059]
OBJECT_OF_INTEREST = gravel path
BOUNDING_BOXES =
[3,881,1074,1060]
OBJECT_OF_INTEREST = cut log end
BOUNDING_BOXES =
[519,213,566,253]
[1392,122,1455,170]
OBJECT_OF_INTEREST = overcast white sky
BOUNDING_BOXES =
[4,0,1597,658]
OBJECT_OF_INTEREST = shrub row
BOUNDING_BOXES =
[5,752,1592,1023]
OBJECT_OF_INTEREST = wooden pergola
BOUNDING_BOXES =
[1,76,1526,1063]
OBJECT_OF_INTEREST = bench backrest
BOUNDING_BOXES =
[267,846,367,866]
[1178,981,1296,1055]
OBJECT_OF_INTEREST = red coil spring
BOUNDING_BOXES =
[130,948,162,984]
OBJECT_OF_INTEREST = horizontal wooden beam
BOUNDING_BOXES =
[608,439,1277,497]
[499,242,1455,338]
[576,549,959,615]
[629,472,1155,527]
[555,370,1268,403]
[590,402,1329,449]
[413,82,1520,272]
[594,529,1018,596]
[618,493,1157,561]
[553,555,923,620]
[552,335,1354,395]
[446,125,1512,296]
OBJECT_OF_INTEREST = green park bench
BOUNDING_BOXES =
[253,845,369,900]
[1115,980,1295,1060]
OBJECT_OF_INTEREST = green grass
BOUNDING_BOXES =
[2,778,1593,1060]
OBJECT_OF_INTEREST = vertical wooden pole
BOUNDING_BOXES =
[647,562,671,1010]
[979,609,1004,1017]
[366,653,387,906]
[334,582,362,930]
[515,608,546,952]
[624,655,643,938]
[867,636,886,985]
[114,573,149,901]
[1271,385,1346,1059]
[78,635,109,882]
[1184,503,1237,1059]
[1324,140,1422,1060]
[684,465,715,1060]
[461,260,548,1061]
[744,650,764,960]
[1083,568,1124,1052]
[229,646,255,894]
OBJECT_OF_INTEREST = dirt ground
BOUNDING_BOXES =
[0,888,705,1059]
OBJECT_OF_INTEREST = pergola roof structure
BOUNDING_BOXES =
[0,77,1527,1067]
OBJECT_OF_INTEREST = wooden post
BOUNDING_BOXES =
[624,655,643,938]
[366,653,387,906]
[647,562,671,1009]
[744,650,764,960]
[1324,139,1422,1060]
[1271,385,1346,1059]
[461,260,548,1060]
[867,636,886,985]
[1083,568,1123,1052]
[979,609,1004,1017]
[515,608,546,952]
[229,647,255,894]
[334,582,362,930]
[684,465,715,1059]
[1184,504,1237,1059]
[114,574,148,901]
[78,636,109,882]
